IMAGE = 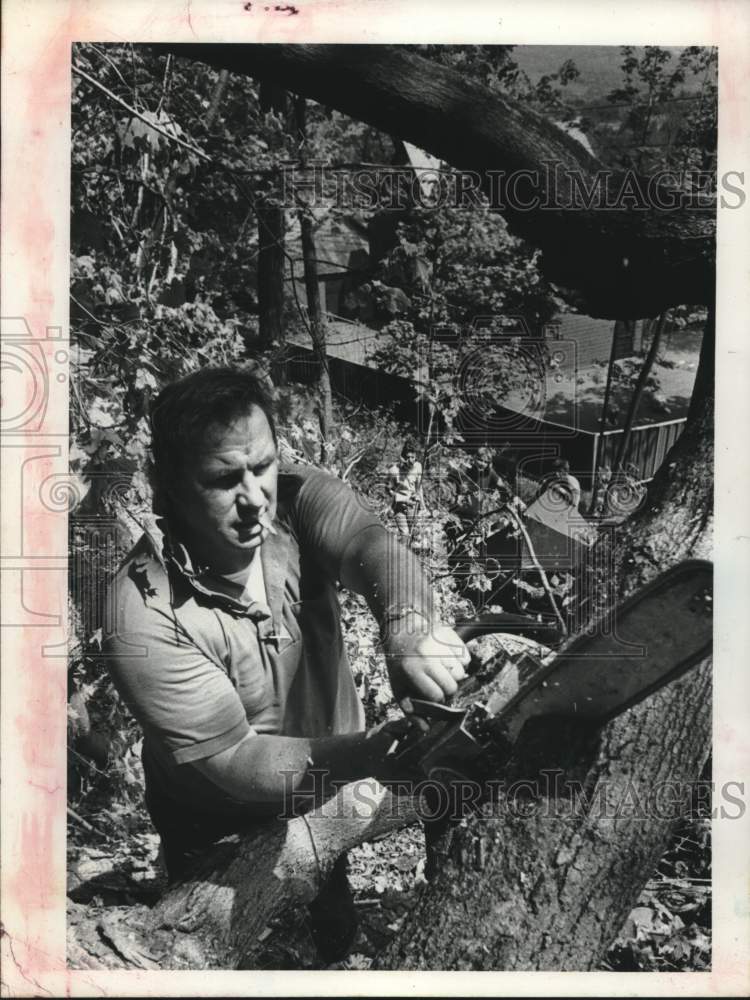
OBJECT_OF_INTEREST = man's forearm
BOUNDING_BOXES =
[340,525,435,633]
[193,728,395,807]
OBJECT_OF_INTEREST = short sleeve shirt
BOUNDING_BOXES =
[104,465,381,823]
[388,460,422,503]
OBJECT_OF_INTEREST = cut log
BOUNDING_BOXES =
[68,782,417,969]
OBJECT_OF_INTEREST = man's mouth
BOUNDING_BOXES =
[234,520,264,539]
[233,515,277,540]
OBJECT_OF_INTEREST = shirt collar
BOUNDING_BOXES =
[150,516,272,622]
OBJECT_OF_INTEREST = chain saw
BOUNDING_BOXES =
[387,559,713,788]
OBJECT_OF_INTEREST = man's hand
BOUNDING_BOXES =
[383,615,471,711]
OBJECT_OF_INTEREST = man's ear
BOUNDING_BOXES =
[151,475,179,517]
[151,483,169,515]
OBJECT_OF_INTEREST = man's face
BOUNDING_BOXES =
[168,405,279,573]
[403,450,417,466]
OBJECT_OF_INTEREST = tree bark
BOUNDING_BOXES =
[612,309,669,475]
[373,312,713,971]
[257,81,288,369]
[375,675,710,970]
[156,43,715,319]
[295,96,333,445]
[68,783,417,970]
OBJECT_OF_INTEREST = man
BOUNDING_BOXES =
[386,439,425,541]
[533,457,582,511]
[104,367,469,962]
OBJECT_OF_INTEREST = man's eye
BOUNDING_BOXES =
[210,474,241,488]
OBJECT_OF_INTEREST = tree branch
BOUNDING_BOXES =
[154,43,715,318]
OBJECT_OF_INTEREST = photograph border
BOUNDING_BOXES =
[1,0,748,995]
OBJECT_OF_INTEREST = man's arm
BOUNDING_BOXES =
[191,723,405,806]
[340,524,470,706]
[295,468,470,706]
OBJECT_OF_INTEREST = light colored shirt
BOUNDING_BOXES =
[105,466,388,822]
[388,460,423,504]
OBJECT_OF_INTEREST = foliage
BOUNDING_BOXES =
[368,199,559,443]
[410,44,580,117]
[580,45,717,180]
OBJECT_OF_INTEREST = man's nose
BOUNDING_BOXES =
[236,473,265,512]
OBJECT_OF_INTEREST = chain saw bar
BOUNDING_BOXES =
[387,560,713,785]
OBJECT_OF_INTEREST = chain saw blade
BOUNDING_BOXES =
[486,559,713,745]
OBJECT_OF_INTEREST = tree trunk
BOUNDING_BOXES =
[374,309,713,970]
[157,43,716,319]
[205,69,229,130]
[295,96,333,445]
[587,323,620,513]
[376,676,710,970]
[68,783,417,970]
[257,81,288,375]
[612,309,669,475]
[257,202,286,351]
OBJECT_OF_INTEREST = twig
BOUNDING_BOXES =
[71,62,211,162]
[505,505,568,636]
[70,293,114,328]
[81,43,132,91]
[342,447,367,482]
[67,805,105,837]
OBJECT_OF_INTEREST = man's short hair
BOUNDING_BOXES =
[149,366,277,504]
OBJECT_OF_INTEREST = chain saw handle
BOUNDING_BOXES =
[455,612,564,648]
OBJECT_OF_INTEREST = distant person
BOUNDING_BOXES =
[387,441,425,540]
[448,449,523,546]
[534,458,582,511]
[459,449,507,522]
[468,448,503,495]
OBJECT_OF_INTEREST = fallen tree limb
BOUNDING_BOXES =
[155,43,715,318]
[68,782,418,969]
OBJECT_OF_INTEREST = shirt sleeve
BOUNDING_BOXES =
[293,468,435,627]
[293,469,384,580]
[104,577,251,765]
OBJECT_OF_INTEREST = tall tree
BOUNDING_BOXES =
[256,81,288,366]
[294,94,334,446]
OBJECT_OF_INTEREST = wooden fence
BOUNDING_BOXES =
[285,329,688,487]
[591,418,686,483]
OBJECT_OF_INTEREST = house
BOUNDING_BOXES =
[283,210,371,318]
